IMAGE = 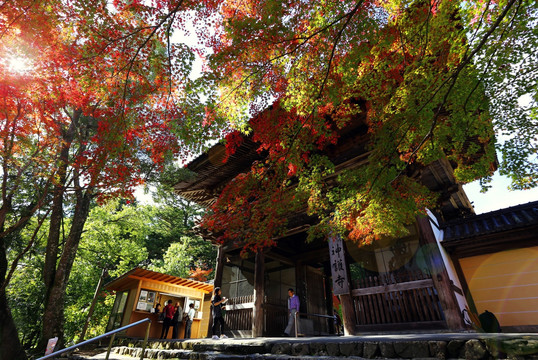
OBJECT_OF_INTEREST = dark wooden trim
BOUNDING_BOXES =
[417,216,465,330]
[356,320,447,332]
[253,251,265,337]
[351,279,434,296]
[214,246,225,288]
[443,225,538,258]
[452,256,478,315]
[452,283,463,296]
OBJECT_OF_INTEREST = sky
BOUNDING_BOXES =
[463,171,538,214]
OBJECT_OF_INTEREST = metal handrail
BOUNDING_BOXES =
[294,311,335,337]
[37,317,152,360]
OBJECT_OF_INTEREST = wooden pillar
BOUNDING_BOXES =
[328,234,356,335]
[323,263,335,335]
[416,216,465,330]
[252,251,265,337]
[339,294,357,336]
[295,261,307,315]
[207,245,225,337]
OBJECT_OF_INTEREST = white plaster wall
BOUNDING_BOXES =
[426,209,468,315]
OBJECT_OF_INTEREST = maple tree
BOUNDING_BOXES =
[198,0,537,252]
[0,0,210,356]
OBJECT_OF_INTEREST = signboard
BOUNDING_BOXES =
[136,289,156,311]
[328,234,350,295]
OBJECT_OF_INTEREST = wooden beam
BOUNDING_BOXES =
[264,250,295,266]
[351,279,434,296]
[127,275,212,294]
[416,216,465,330]
[213,245,225,288]
[291,247,330,263]
[253,251,265,337]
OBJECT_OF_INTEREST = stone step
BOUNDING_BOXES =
[108,346,443,360]
[103,335,538,360]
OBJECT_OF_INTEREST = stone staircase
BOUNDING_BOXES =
[73,333,538,360]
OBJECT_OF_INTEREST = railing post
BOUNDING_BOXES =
[140,320,151,360]
[294,311,298,337]
[105,333,116,360]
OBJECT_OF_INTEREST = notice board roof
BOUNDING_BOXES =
[105,267,214,294]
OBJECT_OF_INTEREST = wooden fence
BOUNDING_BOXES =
[351,270,444,327]
[224,295,254,332]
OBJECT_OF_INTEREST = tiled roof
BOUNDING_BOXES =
[441,200,538,242]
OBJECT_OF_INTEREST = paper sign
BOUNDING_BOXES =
[45,337,58,355]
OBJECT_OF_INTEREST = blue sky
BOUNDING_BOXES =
[463,171,538,214]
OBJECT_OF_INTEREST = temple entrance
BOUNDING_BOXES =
[218,222,452,337]
[263,232,334,336]
[219,232,336,337]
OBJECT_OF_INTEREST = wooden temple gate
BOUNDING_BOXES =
[174,109,473,335]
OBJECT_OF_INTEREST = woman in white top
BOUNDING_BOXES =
[184,303,196,339]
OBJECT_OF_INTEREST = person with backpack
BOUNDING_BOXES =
[184,303,196,339]
[160,300,175,339]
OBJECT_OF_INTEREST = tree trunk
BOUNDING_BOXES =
[43,115,77,291]
[42,182,66,290]
[79,267,107,341]
[40,189,93,349]
[0,238,27,360]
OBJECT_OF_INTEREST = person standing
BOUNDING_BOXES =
[284,288,300,336]
[184,303,196,339]
[160,300,175,339]
[171,301,183,339]
[211,287,228,339]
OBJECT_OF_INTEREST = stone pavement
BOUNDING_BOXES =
[70,332,538,359]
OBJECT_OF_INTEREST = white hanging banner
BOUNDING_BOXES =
[328,234,350,295]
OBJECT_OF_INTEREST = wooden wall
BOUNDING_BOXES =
[460,246,538,327]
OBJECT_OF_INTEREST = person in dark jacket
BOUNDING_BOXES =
[211,287,228,339]
[160,300,175,339]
